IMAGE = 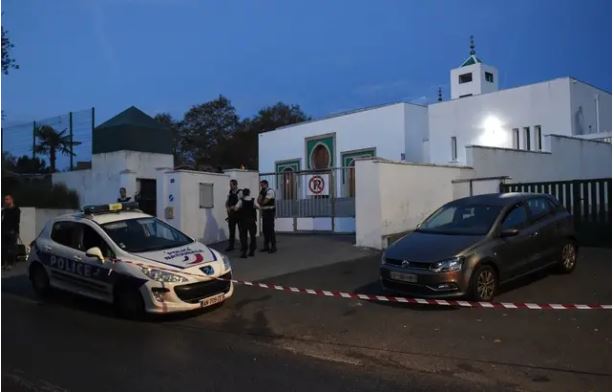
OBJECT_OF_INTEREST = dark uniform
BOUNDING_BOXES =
[258,187,276,252]
[225,188,241,250]
[235,190,257,258]
[2,206,21,269]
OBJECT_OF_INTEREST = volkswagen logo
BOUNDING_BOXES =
[401,260,410,268]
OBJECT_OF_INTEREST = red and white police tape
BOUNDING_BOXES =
[115,259,612,311]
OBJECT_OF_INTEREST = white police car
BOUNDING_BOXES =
[27,202,233,317]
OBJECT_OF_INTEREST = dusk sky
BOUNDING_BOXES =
[1,0,612,126]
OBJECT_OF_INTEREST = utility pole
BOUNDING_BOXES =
[32,121,36,159]
[91,107,95,154]
[69,111,74,170]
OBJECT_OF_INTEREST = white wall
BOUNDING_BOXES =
[224,169,261,195]
[355,159,474,249]
[570,79,612,136]
[53,150,173,209]
[429,77,575,165]
[19,208,77,247]
[258,103,427,173]
[466,135,612,182]
[404,104,429,162]
[159,169,260,245]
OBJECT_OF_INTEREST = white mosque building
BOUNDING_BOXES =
[259,38,611,175]
[257,37,611,235]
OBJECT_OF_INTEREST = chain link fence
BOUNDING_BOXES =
[2,108,95,172]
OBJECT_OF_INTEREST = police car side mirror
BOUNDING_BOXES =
[86,247,105,262]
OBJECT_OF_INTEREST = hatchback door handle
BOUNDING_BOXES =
[44,246,52,251]
[73,256,82,261]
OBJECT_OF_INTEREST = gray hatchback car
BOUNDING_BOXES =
[380,193,576,301]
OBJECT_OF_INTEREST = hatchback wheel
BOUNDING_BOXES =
[115,286,145,320]
[469,265,497,302]
[30,264,51,298]
[559,241,577,273]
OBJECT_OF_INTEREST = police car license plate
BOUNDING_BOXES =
[390,271,418,283]
[200,293,225,308]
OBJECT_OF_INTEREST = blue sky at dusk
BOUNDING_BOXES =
[1,0,611,126]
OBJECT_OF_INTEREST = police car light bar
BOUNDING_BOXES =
[83,201,141,215]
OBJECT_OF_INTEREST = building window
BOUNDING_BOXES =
[451,137,457,161]
[199,183,214,208]
[485,72,494,82]
[459,73,473,84]
[534,125,542,151]
[512,128,519,149]
[523,127,531,150]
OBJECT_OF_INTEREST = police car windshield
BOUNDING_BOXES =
[101,218,193,253]
[417,204,502,235]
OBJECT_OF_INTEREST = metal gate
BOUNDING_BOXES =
[259,167,356,232]
[500,178,612,247]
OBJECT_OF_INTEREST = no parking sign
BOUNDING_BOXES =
[306,174,329,196]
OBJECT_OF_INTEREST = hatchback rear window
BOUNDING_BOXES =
[527,197,553,219]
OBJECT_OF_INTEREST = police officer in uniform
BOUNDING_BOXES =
[233,188,257,258]
[117,187,132,203]
[257,180,277,253]
[225,179,241,251]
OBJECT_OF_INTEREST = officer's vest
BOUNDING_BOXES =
[259,188,275,209]
[239,198,257,222]
[227,190,239,207]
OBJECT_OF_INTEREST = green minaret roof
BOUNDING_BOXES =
[93,106,172,155]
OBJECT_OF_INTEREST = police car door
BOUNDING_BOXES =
[78,222,115,301]
[46,221,112,301]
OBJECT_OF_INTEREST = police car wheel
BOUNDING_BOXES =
[115,287,145,320]
[30,263,50,297]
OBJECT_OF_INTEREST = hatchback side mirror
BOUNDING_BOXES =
[500,229,519,238]
[86,247,105,262]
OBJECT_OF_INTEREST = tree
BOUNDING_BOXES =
[218,102,309,169]
[248,102,310,133]
[15,155,48,173]
[2,25,18,74]
[34,125,81,172]
[180,95,240,169]
[154,113,185,165]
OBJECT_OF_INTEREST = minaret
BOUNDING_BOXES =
[449,36,499,99]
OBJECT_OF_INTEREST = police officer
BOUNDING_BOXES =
[233,188,257,258]
[117,187,132,203]
[225,179,241,251]
[2,194,21,271]
[257,180,276,253]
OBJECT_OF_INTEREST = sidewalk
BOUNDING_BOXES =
[210,234,379,281]
[1,234,379,283]
[1,261,28,279]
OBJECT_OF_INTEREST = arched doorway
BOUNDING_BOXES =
[341,148,376,197]
[347,159,356,197]
[282,167,296,200]
[311,144,331,170]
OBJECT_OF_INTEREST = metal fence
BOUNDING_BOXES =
[2,108,95,172]
[500,178,612,247]
[259,167,356,218]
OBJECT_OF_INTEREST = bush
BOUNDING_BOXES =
[2,175,80,209]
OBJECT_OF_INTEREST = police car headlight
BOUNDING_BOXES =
[141,267,188,283]
[221,254,231,271]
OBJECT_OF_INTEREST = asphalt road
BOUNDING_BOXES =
[2,247,611,391]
